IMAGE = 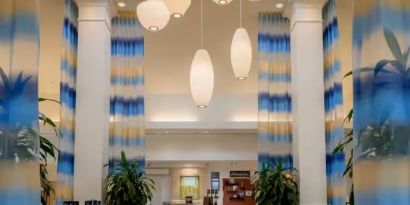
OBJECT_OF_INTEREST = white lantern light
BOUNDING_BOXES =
[137,0,170,31]
[164,0,191,18]
[212,0,233,6]
[231,28,252,79]
[190,49,214,108]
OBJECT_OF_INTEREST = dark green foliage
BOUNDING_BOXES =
[252,161,298,205]
[105,151,155,205]
[38,98,60,205]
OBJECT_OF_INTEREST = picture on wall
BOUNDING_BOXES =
[180,176,200,200]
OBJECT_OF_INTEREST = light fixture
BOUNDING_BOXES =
[230,0,252,80]
[117,1,126,7]
[213,0,233,6]
[164,0,191,18]
[137,0,170,31]
[275,2,285,8]
[190,0,214,108]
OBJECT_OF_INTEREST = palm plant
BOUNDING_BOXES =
[105,151,155,205]
[252,161,298,205]
[39,98,60,205]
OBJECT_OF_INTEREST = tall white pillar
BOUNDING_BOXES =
[74,1,115,203]
[288,2,327,205]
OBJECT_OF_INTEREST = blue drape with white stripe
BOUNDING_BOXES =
[323,1,346,204]
[257,13,292,170]
[56,0,78,204]
[110,11,145,171]
[0,0,41,204]
[353,1,410,204]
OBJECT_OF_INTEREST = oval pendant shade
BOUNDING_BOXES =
[164,0,191,18]
[231,28,252,79]
[190,49,214,108]
[212,0,233,6]
[137,0,170,31]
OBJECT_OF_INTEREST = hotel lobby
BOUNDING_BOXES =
[0,0,409,205]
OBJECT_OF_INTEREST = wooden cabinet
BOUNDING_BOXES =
[222,178,255,205]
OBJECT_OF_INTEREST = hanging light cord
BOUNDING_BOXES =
[201,0,204,48]
[240,0,242,27]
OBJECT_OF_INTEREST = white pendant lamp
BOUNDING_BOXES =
[213,0,233,6]
[190,0,214,108]
[230,0,252,80]
[137,0,170,31]
[164,0,191,18]
[190,50,214,108]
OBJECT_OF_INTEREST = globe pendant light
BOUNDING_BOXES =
[164,0,191,18]
[190,0,214,108]
[137,0,170,31]
[213,0,233,6]
[230,0,252,80]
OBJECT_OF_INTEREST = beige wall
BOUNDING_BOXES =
[39,0,64,121]
[336,0,354,122]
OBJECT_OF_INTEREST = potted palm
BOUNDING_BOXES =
[252,161,299,205]
[105,151,155,205]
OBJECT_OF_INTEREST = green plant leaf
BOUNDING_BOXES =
[383,29,405,64]
[344,71,353,78]
[39,97,60,104]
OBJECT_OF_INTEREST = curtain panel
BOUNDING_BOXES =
[110,11,145,170]
[56,0,78,204]
[353,0,410,204]
[257,13,292,170]
[0,0,41,204]
[323,1,346,205]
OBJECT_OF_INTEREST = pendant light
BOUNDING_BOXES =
[213,0,233,6]
[190,0,214,108]
[137,0,170,31]
[230,0,252,80]
[164,0,191,18]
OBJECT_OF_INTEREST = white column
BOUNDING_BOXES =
[74,1,115,203]
[289,2,327,205]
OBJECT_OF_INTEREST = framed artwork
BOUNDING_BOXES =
[180,176,200,200]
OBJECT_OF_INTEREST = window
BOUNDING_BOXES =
[180,176,200,200]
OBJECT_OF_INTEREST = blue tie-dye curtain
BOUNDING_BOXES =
[110,11,145,171]
[56,0,78,204]
[257,13,292,170]
[323,1,346,205]
[353,0,410,204]
[0,0,41,204]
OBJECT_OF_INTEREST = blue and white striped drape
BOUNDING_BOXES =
[0,0,41,204]
[257,13,292,170]
[353,1,410,204]
[110,11,145,170]
[323,1,346,204]
[56,0,78,204]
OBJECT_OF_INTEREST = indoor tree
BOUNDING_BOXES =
[252,161,299,205]
[105,151,155,205]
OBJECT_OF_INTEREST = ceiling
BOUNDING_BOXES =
[119,0,285,95]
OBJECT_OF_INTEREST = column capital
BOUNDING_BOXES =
[76,0,117,31]
[284,0,326,30]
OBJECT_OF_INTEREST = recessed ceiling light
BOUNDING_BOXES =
[219,0,227,5]
[117,1,126,8]
[275,2,284,8]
